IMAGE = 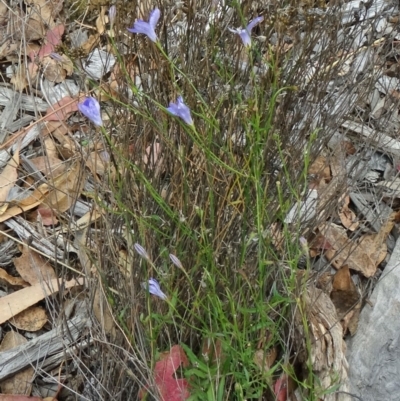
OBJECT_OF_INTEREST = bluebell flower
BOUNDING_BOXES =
[299,237,308,248]
[127,8,160,43]
[109,5,116,27]
[142,278,168,300]
[228,16,264,47]
[169,254,183,269]
[134,243,150,260]
[167,96,193,125]
[49,52,63,61]
[78,97,103,127]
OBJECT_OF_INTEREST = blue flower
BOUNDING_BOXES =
[169,254,183,269]
[228,16,264,47]
[49,52,63,61]
[134,243,150,260]
[109,5,116,27]
[167,96,193,125]
[78,97,103,127]
[127,8,160,43]
[142,278,168,300]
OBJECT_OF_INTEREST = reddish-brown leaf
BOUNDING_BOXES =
[44,96,78,122]
[274,374,288,401]
[140,345,190,401]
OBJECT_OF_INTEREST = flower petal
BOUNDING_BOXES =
[109,5,116,25]
[127,9,159,42]
[143,278,168,300]
[169,254,183,269]
[167,103,180,116]
[78,97,103,126]
[229,15,264,47]
[149,8,161,29]
[134,243,150,260]
[228,27,240,34]
[246,16,263,32]
[167,96,193,125]
[239,30,252,47]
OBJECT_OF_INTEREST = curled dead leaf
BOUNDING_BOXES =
[44,96,79,122]
[319,220,392,278]
[338,195,359,231]
[13,245,57,285]
[330,265,361,334]
[42,57,67,82]
[0,268,28,288]
[253,347,277,373]
[10,306,47,331]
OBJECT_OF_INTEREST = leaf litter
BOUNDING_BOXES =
[0,0,400,399]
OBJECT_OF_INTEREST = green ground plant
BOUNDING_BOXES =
[72,1,374,399]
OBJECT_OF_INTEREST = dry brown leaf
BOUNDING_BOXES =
[0,147,19,214]
[0,331,34,395]
[37,25,65,59]
[0,184,50,225]
[309,233,333,257]
[0,277,83,324]
[0,3,7,25]
[0,40,19,59]
[308,155,331,182]
[201,338,225,365]
[25,18,46,41]
[42,136,59,160]
[27,0,54,25]
[86,151,108,177]
[118,249,131,278]
[342,141,356,155]
[35,206,59,226]
[93,288,116,337]
[26,43,42,60]
[13,245,57,285]
[6,9,43,42]
[10,305,47,331]
[338,195,359,231]
[81,34,101,54]
[0,268,28,288]
[51,126,77,159]
[17,183,50,207]
[270,222,285,252]
[0,330,26,351]
[0,198,45,223]
[30,156,66,178]
[316,146,348,222]
[42,57,66,82]
[330,265,360,321]
[253,348,278,373]
[44,96,79,122]
[59,54,74,75]
[346,302,361,336]
[42,121,64,135]
[320,218,394,277]
[44,160,86,213]
[96,6,109,34]
[74,208,103,230]
[10,65,28,91]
